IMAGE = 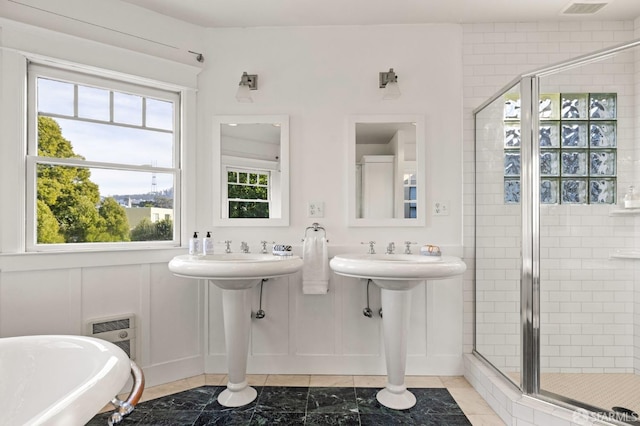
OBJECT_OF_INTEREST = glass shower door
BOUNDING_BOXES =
[474,82,523,387]
[537,47,640,423]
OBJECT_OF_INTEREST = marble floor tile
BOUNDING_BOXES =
[142,386,217,411]
[265,374,311,387]
[448,387,496,416]
[255,386,309,413]
[194,410,254,425]
[246,374,268,386]
[309,374,354,387]
[204,374,226,386]
[467,413,507,425]
[307,387,358,414]
[405,375,445,388]
[89,375,496,425]
[440,375,473,388]
[305,412,360,425]
[353,375,387,388]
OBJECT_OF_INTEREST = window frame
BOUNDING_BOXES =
[224,166,272,219]
[26,63,182,251]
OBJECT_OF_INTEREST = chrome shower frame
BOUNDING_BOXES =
[473,36,640,418]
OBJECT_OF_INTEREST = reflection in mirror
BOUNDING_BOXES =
[348,115,425,227]
[213,115,289,227]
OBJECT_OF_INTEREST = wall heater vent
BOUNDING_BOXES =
[86,314,136,360]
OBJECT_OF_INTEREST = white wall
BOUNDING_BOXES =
[197,24,466,375]
[0,8,205,388]
[197,24,464,246]
[0,5,468,387]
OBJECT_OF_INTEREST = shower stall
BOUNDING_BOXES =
[474,38,640,424]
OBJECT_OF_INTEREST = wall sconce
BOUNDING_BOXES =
[236,72,258,103]
[379,68,400,100]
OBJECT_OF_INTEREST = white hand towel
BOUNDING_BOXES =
[302,235,329,294]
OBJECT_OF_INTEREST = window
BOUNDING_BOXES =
[225,168,270,218]
[504,92,617,204]
[27,64,180,248]
[403,172,417,218]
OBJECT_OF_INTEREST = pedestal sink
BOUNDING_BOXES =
[330,253,466,410]
[169,253,303,407]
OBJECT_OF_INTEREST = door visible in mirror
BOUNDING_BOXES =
[348,115,424,227]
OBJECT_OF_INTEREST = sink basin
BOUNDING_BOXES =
[168,253,304,289]
[329,252,466,410]
[330,253,466,290]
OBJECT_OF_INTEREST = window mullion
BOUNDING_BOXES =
[73,84,78,117]
[142,97,147,128]
[109,91,114,123]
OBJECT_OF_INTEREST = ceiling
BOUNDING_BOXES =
[119,0,640,28]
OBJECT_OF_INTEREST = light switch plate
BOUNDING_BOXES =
[308,201,324,218]
[433,201,450,216]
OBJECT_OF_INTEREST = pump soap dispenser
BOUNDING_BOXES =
[189,232,201,255]
[203,231,214,255]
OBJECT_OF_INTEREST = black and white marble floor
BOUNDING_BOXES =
[88,385,472,425]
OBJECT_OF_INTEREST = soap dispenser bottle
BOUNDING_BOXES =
[202,231,214,255]
[189,232,201,255]
[624,185,639,209]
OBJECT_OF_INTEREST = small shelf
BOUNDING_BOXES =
[609,249,640,260]
[609,208,640,216]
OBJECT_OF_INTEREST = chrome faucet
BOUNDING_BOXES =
[240,241,250,253]
[361,241,376,254]
[404,241,417,254]
[386,242,395,254]
[260,240,268,254]
[223,240,232,253]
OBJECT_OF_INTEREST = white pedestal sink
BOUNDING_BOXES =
[169,253,303,407]
[330,253,466,410]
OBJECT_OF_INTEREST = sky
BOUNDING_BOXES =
[38,78,176,196]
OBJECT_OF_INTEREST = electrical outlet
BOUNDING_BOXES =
[433,201,450,216]
[308,201,324,218]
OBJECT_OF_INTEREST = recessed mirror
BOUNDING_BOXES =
[213,115,289,226]
[347,115,425,227]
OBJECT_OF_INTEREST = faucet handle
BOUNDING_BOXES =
[361,241,376,254]
[260,240,268,254]
[404,241,417,254]
[386,242,396,254]
[222,240,232,253]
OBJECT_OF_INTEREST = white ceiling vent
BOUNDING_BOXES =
[562,1,610,14]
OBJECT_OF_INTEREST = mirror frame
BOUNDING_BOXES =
[347,114,425,227]
[212,115,290,227]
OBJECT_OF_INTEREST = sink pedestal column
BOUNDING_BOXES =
[217,286,258,407]
[376,286,417,410]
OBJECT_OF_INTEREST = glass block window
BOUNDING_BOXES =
[503,92,617,204]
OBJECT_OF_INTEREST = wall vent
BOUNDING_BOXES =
[562,2,609,14]
[86,314,136,360]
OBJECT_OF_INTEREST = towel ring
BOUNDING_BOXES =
[302,222,328,242]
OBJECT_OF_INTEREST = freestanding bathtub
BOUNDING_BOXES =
[0,335,142,425]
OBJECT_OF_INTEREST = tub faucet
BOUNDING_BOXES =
[240,241,250,253]
[223,240,232,253]
[260,240,268,254]
[386,242,395,254]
